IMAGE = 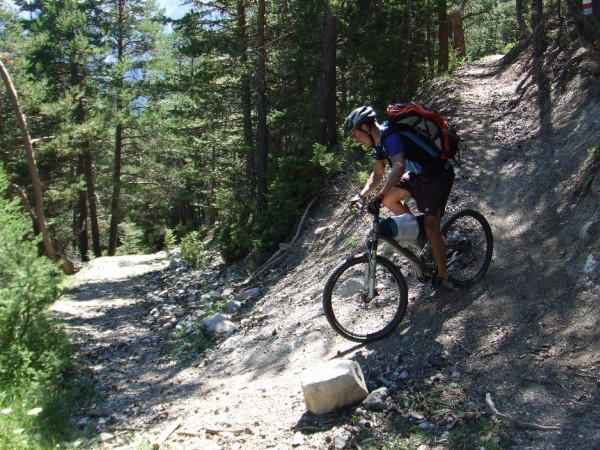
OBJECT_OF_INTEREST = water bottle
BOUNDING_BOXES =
[379,213,420,243]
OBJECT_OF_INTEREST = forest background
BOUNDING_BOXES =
[0,0,599,448]
[5,0,598,269]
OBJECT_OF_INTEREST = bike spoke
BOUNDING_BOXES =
[443,210,493,286]
[324,256,408,342]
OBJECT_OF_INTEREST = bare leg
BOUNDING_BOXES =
[424,212,448,280]
[382,187,412,215]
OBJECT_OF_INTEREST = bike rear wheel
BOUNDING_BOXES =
[442,209,493,287]
[323,255,408,343]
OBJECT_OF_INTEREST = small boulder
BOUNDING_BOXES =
[363,387,388,411]
[203,313,237,335]
[301,359,368,415]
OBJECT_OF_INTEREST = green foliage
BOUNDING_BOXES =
[2,0,580,270]
[259,155,323,254]
[116,221,148,255]
[345,381,510,450]
[163,228,177,249]
[218,216,256,264]
[0,168,82,448]
[464,0,522,61]
[171,318,212,357]
[180,230,208,268]
[312,143,342,178]
[345,236,358,249]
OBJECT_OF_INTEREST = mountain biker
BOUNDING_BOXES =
[344,105,455,294]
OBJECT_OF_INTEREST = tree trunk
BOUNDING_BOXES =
[109,0,126,256]
[567,0,600,43]
[426,21,435,78]
[108,123,123,255]
[71,70,90,261]
[76,153,89,261]
[0,59,58,264]
[499,0,509,44]
[84,148,102,257]
[531,0,545,57]
[314,2,337,148]
[515,0,527,35]
[438,0,449,72]
[237,0,255,202]
[256,0,268,215]
[450,10,466,58]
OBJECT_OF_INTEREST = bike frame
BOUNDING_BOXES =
[364,210,430,296]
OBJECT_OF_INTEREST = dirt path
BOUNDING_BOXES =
[53,56,600,450]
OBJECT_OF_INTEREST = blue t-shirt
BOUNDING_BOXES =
[375,122,451,175]
[374,131,422,174]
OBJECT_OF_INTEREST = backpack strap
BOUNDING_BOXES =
[395,130,442,159]
[374,143,393,168]
[376,124,395,168]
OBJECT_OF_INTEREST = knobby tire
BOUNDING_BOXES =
[442,209,493,287]
[323,255,408,343]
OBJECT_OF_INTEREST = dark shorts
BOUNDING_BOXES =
[396,168,455,216]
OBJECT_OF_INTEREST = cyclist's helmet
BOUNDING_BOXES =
[344,106,377,137]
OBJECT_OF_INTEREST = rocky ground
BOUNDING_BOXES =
[52,50,600,449]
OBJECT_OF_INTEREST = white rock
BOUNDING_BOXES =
[226,300,242,313]
[235,288,260,302]
[337,278,365,297]
[583,253,597,275]
[315,226,329,235]
[580,220,600,242]
[203,313,238,335]
[99,432,114,442]
[301,359,368,415]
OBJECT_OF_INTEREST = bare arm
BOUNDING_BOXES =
[378,152,406,196]
[358,159,386,198]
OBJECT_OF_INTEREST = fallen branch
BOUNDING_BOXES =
[177,430,203,437]
[151,417,182,449]
[205,427,250,436]
[485,393,560,431]
[293,425,321,432]
[244,193,321,284]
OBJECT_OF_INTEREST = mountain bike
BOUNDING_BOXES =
[322,205,493,343]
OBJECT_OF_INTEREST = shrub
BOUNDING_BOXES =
[180,230,207,268]
[116,220,148,255]
[0,168,79,448]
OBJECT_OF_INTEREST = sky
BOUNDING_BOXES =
[157,0,192,20]
[4,0,192,20]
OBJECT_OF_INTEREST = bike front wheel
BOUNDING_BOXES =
[442,209,493,287]
[323,255,408,343]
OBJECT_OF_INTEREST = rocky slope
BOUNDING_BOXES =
[52,49,600,450]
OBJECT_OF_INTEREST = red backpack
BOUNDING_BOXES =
[385,102,460,162]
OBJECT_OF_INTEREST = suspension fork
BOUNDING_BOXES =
[365,212,380,298]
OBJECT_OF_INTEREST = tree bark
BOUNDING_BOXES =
[108,0,126,256]
[256,0,268,215]
[76,153,89,261]
[108,122,123,255]
[438,0,449,72]
[567,0,600,43]
[314,2,337,148]
[0,58,58,263]
[450,10,466,58]
[237,0,255,202]
[71,65,91,261]
[84,148,102,257]
[516,0,527,35]
[531,0,545,57]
